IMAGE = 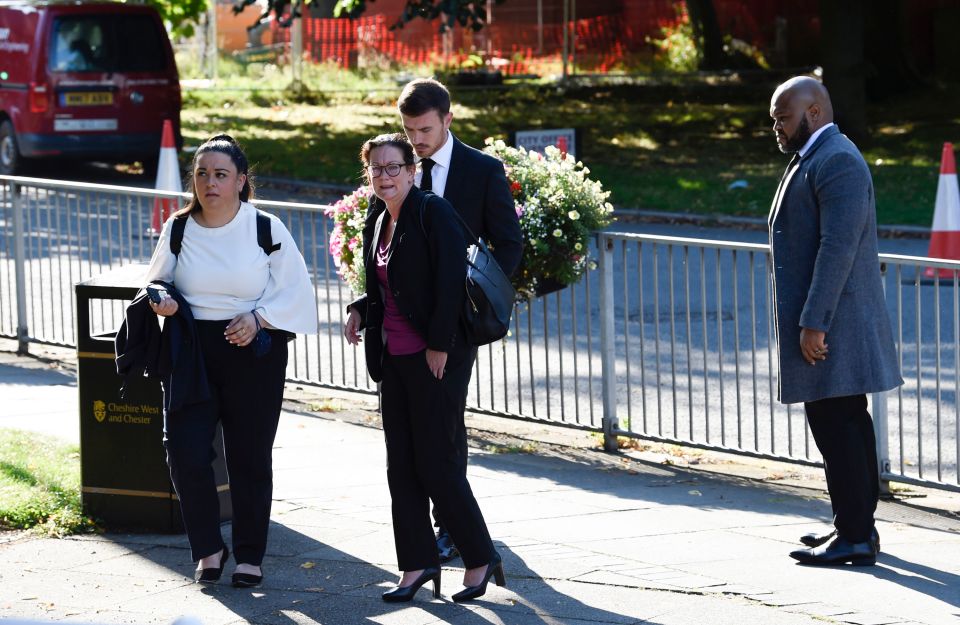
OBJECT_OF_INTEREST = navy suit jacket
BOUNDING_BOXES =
[442,135,523,277]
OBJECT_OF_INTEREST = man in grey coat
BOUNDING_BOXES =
[768,76,902,566]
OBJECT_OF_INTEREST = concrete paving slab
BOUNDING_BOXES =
[1,345,959,625]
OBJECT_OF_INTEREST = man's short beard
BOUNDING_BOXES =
[783,115,812,153]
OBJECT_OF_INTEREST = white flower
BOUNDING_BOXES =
[574,242,583,251]
[552,228,563,238]
[568,210,580,221]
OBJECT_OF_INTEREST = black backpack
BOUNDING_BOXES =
[169,210,281,257]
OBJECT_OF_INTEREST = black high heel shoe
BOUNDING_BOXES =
[194,546,229,584]
[381,567,441,603]
[452,552,505,602]
[232,570,263,588]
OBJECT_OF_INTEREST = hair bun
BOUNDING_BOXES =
[207,134,237,145]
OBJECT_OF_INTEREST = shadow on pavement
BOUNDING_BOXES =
[0,361,75,387]
[103,523,643,624]
[870,552,960,612]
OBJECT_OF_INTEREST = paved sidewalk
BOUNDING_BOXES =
[0,343,958,625]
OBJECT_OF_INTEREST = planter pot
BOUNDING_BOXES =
[534,276,567,297]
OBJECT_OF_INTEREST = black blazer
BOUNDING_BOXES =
[443,135,523,277]
[115,281,211,413]
[350,187,468,382]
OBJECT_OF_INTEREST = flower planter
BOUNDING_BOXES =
[482,139,613,299]
[533,277,567,297]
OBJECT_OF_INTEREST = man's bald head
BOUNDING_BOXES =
[769,76,834,154]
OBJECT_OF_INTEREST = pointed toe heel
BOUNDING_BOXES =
[231,572,263,588]
[452,553,505,603]
[382,567,441,603]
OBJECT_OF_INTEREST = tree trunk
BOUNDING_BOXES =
[819,0,868,147]
[686,0,725,70]
[865,0,924,98]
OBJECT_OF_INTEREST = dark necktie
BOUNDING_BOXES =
[420,158,435,192]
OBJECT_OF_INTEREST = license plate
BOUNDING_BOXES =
[61,92,113,106]
[54,118,118,132]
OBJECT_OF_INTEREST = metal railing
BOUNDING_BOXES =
[1,176,958,493]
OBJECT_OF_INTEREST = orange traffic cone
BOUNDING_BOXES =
[924,143,960,279]
[150,119,180,235]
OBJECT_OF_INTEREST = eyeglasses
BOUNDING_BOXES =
[367,163,404,178]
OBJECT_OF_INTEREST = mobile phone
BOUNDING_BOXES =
[145,286,164,304]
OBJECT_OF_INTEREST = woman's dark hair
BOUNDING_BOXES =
[178,134,254,215]
[360,133,416,180]
[397,78,450,118]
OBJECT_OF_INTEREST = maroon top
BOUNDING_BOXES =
[376,236,427,356]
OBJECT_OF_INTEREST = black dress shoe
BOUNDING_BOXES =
[436,530,460,564]
[799,528,836,548]
[194,546,229,583]
[452,552,505,603]
[232,571,263,588]
[801,528,880,552]
[382,567,441,603]
[789,536,876,566]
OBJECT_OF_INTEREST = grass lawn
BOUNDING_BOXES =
[0,428,93,536]
[180,74,960,227]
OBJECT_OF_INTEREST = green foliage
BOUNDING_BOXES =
[180,75,956,227]
[336,0,504,32]
[0,429,95,536]
[234,0,505,32]
[647,4,700,73]
[140,0,207,38]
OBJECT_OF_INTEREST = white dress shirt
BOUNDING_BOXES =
[798,122,835,158]
[415,129,454,197]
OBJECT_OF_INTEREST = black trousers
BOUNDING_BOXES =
[163,320,287,565]
[432,347,477,537]
[381,348,495,571]
[803,394,880,543]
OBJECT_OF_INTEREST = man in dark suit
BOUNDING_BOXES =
[398,78,523,562]
[768,76,902,566]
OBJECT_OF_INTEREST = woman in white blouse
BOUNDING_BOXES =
[144,134,316,588]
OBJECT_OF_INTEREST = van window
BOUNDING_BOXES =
[116,16,166,72]
[49,15,166,73]
[50,17,111,72]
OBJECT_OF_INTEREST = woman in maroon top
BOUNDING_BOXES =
[344,133,505,603]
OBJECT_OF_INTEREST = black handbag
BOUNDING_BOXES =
[418,192,515,346]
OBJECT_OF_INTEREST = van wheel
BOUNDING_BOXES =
[0,120,21,176]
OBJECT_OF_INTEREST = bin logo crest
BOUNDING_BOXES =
[93,400,106,422]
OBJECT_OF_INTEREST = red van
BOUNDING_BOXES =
[0,1,181,175]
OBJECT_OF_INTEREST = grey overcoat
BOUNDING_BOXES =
[769,125,902,404]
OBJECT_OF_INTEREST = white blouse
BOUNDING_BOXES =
[145,202,317,334]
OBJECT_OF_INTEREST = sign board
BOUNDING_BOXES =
[513,128,579,159]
